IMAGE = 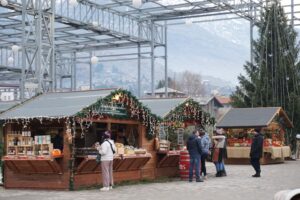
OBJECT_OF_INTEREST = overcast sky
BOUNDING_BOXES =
[165,3,300,85]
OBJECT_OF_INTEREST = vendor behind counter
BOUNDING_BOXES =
[51,129,64,151]
[114,128,129,146]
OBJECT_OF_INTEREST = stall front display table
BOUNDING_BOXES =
[227,147,251,158]
[226,146,291,164]
[281,146,291,158]
[156,150,180,168]
[2,155,63,174]
[76,154,152,174]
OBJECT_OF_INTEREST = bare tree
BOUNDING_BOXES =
[177,70,204,97]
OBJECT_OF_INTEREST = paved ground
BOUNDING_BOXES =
[0,160,299,200]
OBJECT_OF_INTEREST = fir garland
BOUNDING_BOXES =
[76,89,162,140]
[163,98,215,127]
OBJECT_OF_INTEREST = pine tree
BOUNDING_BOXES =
[231,1,300,149]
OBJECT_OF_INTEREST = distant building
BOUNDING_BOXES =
[0,84,19,101]
[215,96,232,122]
[144,87,186,98]
[216,96,232,108]
[79,85,91,91]
[193,96,223,119]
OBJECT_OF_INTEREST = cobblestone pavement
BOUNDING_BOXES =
[0,160,299,200]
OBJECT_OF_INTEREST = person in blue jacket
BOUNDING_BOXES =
[199,129,211,180]
[187,128,203,182]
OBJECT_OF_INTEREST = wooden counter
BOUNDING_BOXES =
[76,154,152,174]
[156,150,180,168]
[155,150,180,178]
[2,155,63,174]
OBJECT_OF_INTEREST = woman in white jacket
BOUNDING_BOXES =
[96,130,116,191]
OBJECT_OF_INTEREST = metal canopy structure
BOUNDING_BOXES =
[0,0,299,100]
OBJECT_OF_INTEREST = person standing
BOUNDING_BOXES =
[187,129,203,182]
[199,129,211,180]
[250,128,264,177]
[96,130,116,191]
[212,129,227,177]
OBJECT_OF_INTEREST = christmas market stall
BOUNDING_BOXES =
[0,101,19,183]
[216,107,293,164]
[141,98,215,178]
[0,89,160,190]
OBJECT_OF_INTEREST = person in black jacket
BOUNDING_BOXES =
[187,129,203,182]
[250,128,264,177]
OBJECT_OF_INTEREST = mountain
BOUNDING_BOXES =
[167,19,251,85]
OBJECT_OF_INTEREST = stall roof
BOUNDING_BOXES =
[140,98,188,118]
[0,101,19,113]
[216,107,293,128]
[0,89,116,119]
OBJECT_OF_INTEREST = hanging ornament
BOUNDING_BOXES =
[0,0,8,6]
[12,45,20,53]
[92,21,98,27]
[185,18,193,25]
[132,0,142,8]
[69,0,78,6]
[8,56,14,64]
[91,56,99,64]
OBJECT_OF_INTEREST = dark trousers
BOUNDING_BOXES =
[250,157,261,175]
[189,156,201,180]
[201,153,208,176]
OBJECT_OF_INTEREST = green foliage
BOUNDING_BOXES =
[231,1,300,150]
[76,89,162,140]
[156,77,177,89]
[164,98,215,126]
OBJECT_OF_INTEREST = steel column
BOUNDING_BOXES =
[151,21,155,97]
[89,52,93,90]
[164,21,168,98]
[138,23,141,98]
[71,52,77,91]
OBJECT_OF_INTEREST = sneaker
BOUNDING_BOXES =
[203,175,208,180]
[100,187,110,191]
[188,179,192,182]
[109,186,113,190]
[196,179,204,182]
